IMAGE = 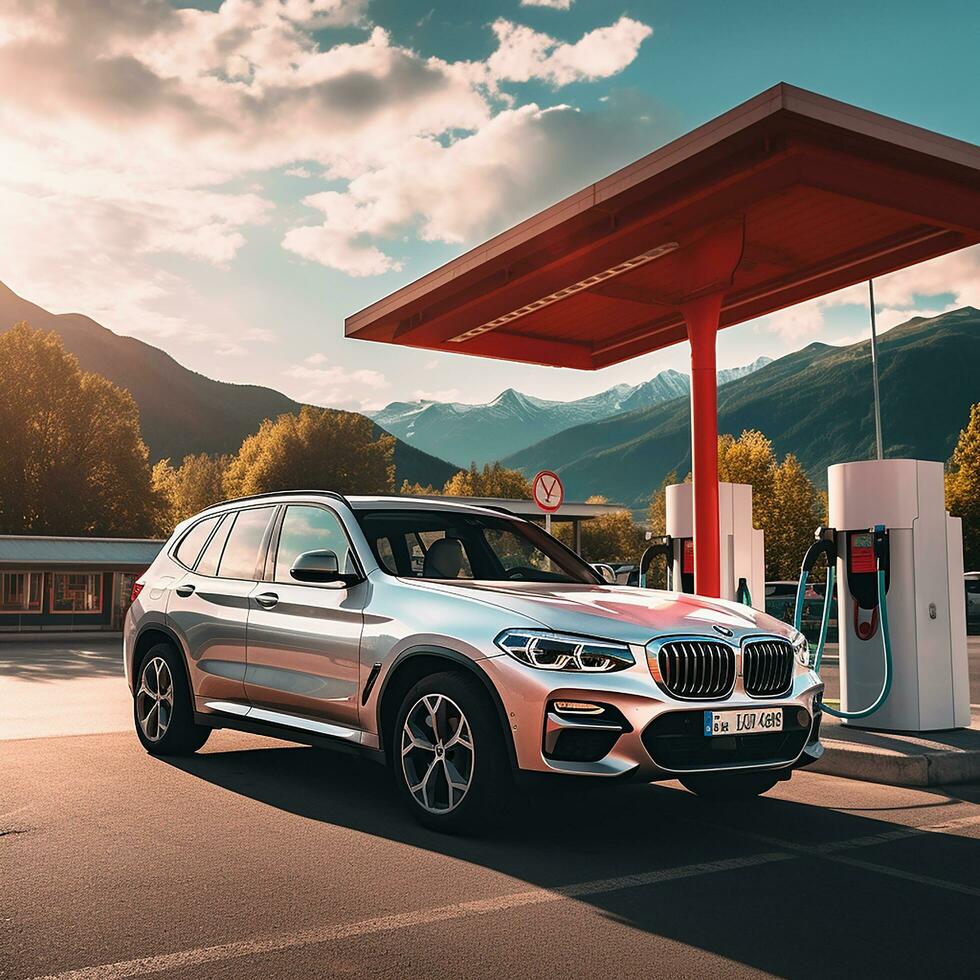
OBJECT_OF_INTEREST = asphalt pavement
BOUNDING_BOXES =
[2,638,979,980]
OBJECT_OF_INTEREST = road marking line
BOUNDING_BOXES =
[26,852,793,980]
[694,820,980,898]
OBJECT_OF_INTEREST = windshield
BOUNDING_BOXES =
[355,509,600,584]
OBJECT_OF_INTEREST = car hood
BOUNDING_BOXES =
[416,580,795,646]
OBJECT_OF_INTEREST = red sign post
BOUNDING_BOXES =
[532,470,564,533]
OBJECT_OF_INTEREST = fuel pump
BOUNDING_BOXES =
[663,482,763,608]
[638,536,673,589]
[794,459,969,733]
[796,525,893,720]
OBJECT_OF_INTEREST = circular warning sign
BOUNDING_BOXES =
[532,470,564,513]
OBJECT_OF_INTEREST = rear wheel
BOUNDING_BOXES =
[393,671,512,834]
[133,642,210,756]
[680,770,781,799]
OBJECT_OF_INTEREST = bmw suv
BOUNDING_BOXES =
[125,491,824,831]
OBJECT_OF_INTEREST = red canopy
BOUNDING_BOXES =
[346,84,980,595]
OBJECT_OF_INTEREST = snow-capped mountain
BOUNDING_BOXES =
[369,358,771,467]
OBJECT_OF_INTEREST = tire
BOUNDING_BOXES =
[680,770,782,800]
[392,670,512,834]
[133,642,210,756]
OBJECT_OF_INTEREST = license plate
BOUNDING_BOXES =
[704,708,783,736]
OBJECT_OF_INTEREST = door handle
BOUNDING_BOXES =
[175,583,195,597]
[254,592,279,609]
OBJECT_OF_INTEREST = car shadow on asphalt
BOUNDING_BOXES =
[163,742,980,979]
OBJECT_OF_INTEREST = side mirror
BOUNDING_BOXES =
[290,550,359,586]
[591,563,617,584]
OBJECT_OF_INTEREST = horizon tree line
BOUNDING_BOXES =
[2,320,978,574]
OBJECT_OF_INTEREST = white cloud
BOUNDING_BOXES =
[521,0,574,9]
[283,95,666,273]
[284,352,389,409]
[0,0,656,322]
[753,245,980,341]
[487,17,652,88]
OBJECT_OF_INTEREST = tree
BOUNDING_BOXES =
[555,496,646,564]
[399,479,439,496]
[152,453,231,530]
[0,322,157,536]
[442,462,531,498]
[717,430,777,506]
[766,454,827,579]
[223,407,395,498]
[946,402,980,570]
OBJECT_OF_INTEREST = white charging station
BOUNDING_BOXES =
[665,482,765,610]
[829,459,970,731]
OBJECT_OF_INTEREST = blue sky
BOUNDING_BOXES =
[1,0,978,411]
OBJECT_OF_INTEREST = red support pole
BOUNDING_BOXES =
[683,293,723,598]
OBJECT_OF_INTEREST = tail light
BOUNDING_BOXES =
[130,581,145,604]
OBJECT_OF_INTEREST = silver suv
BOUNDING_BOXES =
[125,492,824,831]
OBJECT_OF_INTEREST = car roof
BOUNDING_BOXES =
[201,490,521,520]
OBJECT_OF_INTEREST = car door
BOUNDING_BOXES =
[244,503,365,729]
[167,505,277,710]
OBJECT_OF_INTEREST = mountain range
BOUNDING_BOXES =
[4,279,975,513]
[502,307,980,507]
[369,358,771,467]
[0,282,457,489]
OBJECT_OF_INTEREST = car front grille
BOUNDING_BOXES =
[654,641,736,700]
[742,639,794,697]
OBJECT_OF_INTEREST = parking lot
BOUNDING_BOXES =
[2,639,979,980]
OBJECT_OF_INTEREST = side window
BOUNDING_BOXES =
[274,505,354,584]
[196,514,232,577]
[216,507,275,581]
[174,516,220,569]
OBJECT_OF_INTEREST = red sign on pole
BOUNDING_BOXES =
[532,470,564,513]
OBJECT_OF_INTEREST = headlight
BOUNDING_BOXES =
[495,629,635,673]
[792,632,810,667]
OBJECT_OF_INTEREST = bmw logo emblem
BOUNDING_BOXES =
[712,624,734,637]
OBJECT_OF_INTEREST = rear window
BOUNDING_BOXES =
[174,516,220,569]
[216,507,275,580]
[196,514,233,576]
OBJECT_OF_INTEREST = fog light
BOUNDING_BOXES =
[797,708,810,728]
[553,700,604,715]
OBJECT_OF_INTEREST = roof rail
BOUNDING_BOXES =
[205,489,353,511]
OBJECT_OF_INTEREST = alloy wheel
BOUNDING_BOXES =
[136,656,174,743]
[401,693,474,814]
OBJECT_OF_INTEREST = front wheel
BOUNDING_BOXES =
[134,642,210,756]
[393,671,512,834]
[680,770,782,800]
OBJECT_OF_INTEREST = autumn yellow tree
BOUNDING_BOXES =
[766,454,827,579]
[442,462,532,498]
[0,322,157,536]
[717,430,777,503]
[152,453,231,531]
[554,496,646,563]
[399,479,440,495]
[223,407,395,498]
[946,402,980,570]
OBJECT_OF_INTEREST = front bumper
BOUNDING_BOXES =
[480,651,824,781]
